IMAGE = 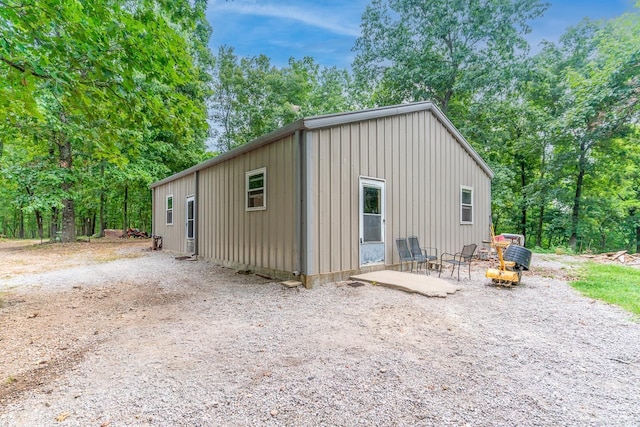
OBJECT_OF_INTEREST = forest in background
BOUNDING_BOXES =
[1,0,639,253]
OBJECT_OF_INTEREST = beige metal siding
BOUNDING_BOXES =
[152,174,195,254]
[197,135,298,276]
[307,109,491,276]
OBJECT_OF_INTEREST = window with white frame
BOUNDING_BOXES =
[166,195,174,225]
[246,167,266,211]
[460,186,473,224]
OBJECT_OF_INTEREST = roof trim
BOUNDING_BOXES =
[150,119,305,188]
[150,101,493,188]
[303,101,493,178]
[425,104,494,179]
[303,101,434,129]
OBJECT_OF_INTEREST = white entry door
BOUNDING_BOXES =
[186,195,195,252]
[359,177,385,266]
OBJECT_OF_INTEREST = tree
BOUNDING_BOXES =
[352,1,639,253]
[0,0,212,241]
[352,0,548,114]
[464,87,549,241]
[547,15,639,250]
[210,47,353,151]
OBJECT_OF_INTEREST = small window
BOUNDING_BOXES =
[363,185,382,242]
[246,167,266,211]
[461,186,473,224]
[166,195,174,225]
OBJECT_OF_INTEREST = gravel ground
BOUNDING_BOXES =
[1,249,639,426]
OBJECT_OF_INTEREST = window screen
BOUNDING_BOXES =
[461,187,473,224]
[166,196,173,225]
[246,168,266,210]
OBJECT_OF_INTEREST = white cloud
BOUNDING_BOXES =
[211,0,361,37]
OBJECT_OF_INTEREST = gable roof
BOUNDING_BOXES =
[151,101,493,188]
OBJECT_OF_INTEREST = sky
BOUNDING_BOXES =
[206,0,637,69]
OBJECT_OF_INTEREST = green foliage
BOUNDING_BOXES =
[2,0,638,254]
[0,0,212,240]
[524,12,640,252]
[210,46,354,151]
[449,7,639,253]
[573,263,640,316]
[529,246,572,255]
[352,0,548,113]
[351,0,640,255]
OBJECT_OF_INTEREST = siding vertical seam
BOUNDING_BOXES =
[305,131,315,275]
[296,130,305,276]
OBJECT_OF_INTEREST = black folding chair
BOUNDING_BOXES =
[439,243,477,280]
[395,238,414,272]
[408,236,437,275]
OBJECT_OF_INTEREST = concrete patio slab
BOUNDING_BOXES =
[350,270,462,297]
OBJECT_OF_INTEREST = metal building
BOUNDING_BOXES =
[150,102,493,287]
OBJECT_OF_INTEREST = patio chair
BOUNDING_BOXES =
[408,236,438,275]
[439,243,477,281]
[395,238,414,272]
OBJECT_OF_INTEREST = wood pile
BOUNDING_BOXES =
[123,228,150,238]
[582,250,640,266]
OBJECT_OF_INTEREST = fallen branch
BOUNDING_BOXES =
[609,357,636,365]
[611,250,627,261]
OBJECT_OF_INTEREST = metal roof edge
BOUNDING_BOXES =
[150,101,494,188]
[304,101,493,179]
[150,119,305,188]
[303,101,434,129]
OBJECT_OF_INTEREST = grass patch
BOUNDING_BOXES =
[531,246,575,255]
[572,262,640,316]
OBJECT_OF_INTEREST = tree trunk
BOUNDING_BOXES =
[6,223,14,238]
[99,164,106,237]
[18,209,24,239]
[535,146,547,248]
[535,204,545,248]
[60,196,75,242]
[569,140,587,251]
[519,159,527,242]
[50,207,59,241]
[99,193,106,236]
[123,185,128,232]
[35,209,43,241]
[59,138,76,243]
[630,207,640,254]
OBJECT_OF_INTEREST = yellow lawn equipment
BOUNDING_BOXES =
[485,225,532,285]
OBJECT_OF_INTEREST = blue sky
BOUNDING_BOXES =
[206,0,637,69]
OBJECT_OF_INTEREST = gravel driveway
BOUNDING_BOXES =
[1,248,639,426]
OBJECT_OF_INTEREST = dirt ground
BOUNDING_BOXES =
[0,239,155,404]
[1,239,638,426]
[0,238,149,280]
